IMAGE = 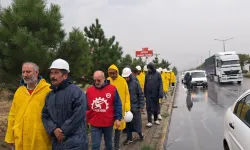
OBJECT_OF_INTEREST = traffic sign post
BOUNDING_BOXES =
[135,47,154,64]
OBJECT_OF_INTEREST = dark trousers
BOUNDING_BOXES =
[147,110,158,123]
[146,97,159,123]
[91,125,113,150]
[114,129,121,150]
[157,102,161,115]
[127,109,143,140]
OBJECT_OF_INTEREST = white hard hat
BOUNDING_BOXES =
[143,65,148,71]
[122,67,132,77]
[136,65,141,71]
[49,58,70,73]
[163,68,167,72]
[156,69,160,72]
[158,67,163,72]
[124,111,133,122]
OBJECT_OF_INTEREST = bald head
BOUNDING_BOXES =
[93,70,105,79]
[93,70,105,88]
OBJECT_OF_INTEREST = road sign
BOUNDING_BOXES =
[142,47,148,51]
[136,50,153,57]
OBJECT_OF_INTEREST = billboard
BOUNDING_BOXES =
[136,48,153,57]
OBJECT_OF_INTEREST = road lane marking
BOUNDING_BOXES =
[201,116,212,135]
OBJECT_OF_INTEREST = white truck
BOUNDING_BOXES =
[204,51,243,84]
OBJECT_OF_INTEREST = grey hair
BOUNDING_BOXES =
[22,62,39,72]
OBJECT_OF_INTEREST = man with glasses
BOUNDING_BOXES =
[107,64,131,150]
[86,70,122,150]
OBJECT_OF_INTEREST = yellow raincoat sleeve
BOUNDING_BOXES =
[5,98,16,143]
[124,83,131,112]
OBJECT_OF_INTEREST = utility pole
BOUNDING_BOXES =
[209,49,211,57]
[214,38,233,52]
[154,53,160,58]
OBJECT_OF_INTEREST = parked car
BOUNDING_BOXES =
[189,70,208,88]
[223,89,250,150]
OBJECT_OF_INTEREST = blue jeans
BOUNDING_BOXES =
[91,125,113,150]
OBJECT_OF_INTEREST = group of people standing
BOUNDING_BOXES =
[4,59,176,150]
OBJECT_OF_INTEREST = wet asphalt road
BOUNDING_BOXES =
[164,77,250,150]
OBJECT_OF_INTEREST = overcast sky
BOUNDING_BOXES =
[2,0,250,71]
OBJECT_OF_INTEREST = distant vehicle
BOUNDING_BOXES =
[189,70,208,89]
[223,89,250,150]
[204,51,243,84]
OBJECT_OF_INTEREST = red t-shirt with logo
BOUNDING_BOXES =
[86,84,116,127]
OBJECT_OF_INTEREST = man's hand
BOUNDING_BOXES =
[9,143,14,149]
[54,128,65,142]
[115,120,121,129]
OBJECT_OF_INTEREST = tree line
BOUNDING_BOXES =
[0,0,176,92]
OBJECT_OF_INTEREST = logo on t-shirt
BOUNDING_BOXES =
[91,97,109,112]
[106,93,111,98]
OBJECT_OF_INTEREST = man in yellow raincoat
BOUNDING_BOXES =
[166,70,171,87]
[136,65,145,93]
[170,70,177,86]
[107,64,130,150]
[160,68,168,99]
[163,68,170,97]
[5,62,52,150]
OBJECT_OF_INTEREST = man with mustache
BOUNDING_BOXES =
[5,62,52,150]
[42,58,88,150]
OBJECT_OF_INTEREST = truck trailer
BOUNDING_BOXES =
[204,51,243,84]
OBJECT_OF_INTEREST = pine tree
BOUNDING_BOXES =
[84,19,123,73]
[132,57,146,68]
[118,54,133,71]
[160,59,171,69]
[153,56,159,68]
[172,66,178,75]
[57,28,91,83]
[0,0,65,87]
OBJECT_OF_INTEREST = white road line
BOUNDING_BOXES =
[201,117,213,135]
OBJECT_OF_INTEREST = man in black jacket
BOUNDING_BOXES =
[144,63,163,127]
[184,72,192,90]
[42,58,88,150]
[122,67,145,145]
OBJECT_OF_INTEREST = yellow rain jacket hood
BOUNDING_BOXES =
[161,72,169,92]
[136,72,145,92]
[107,64,130,130]
[5,78,52,150]
[170,71,177,83]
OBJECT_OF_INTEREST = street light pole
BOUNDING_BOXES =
[214,37,233,52]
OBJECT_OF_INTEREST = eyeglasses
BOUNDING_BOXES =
[94,79,101,83]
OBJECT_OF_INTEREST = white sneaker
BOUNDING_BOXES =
[146,122,153,127]
[158,114,162,120]
[154,120,160,125]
